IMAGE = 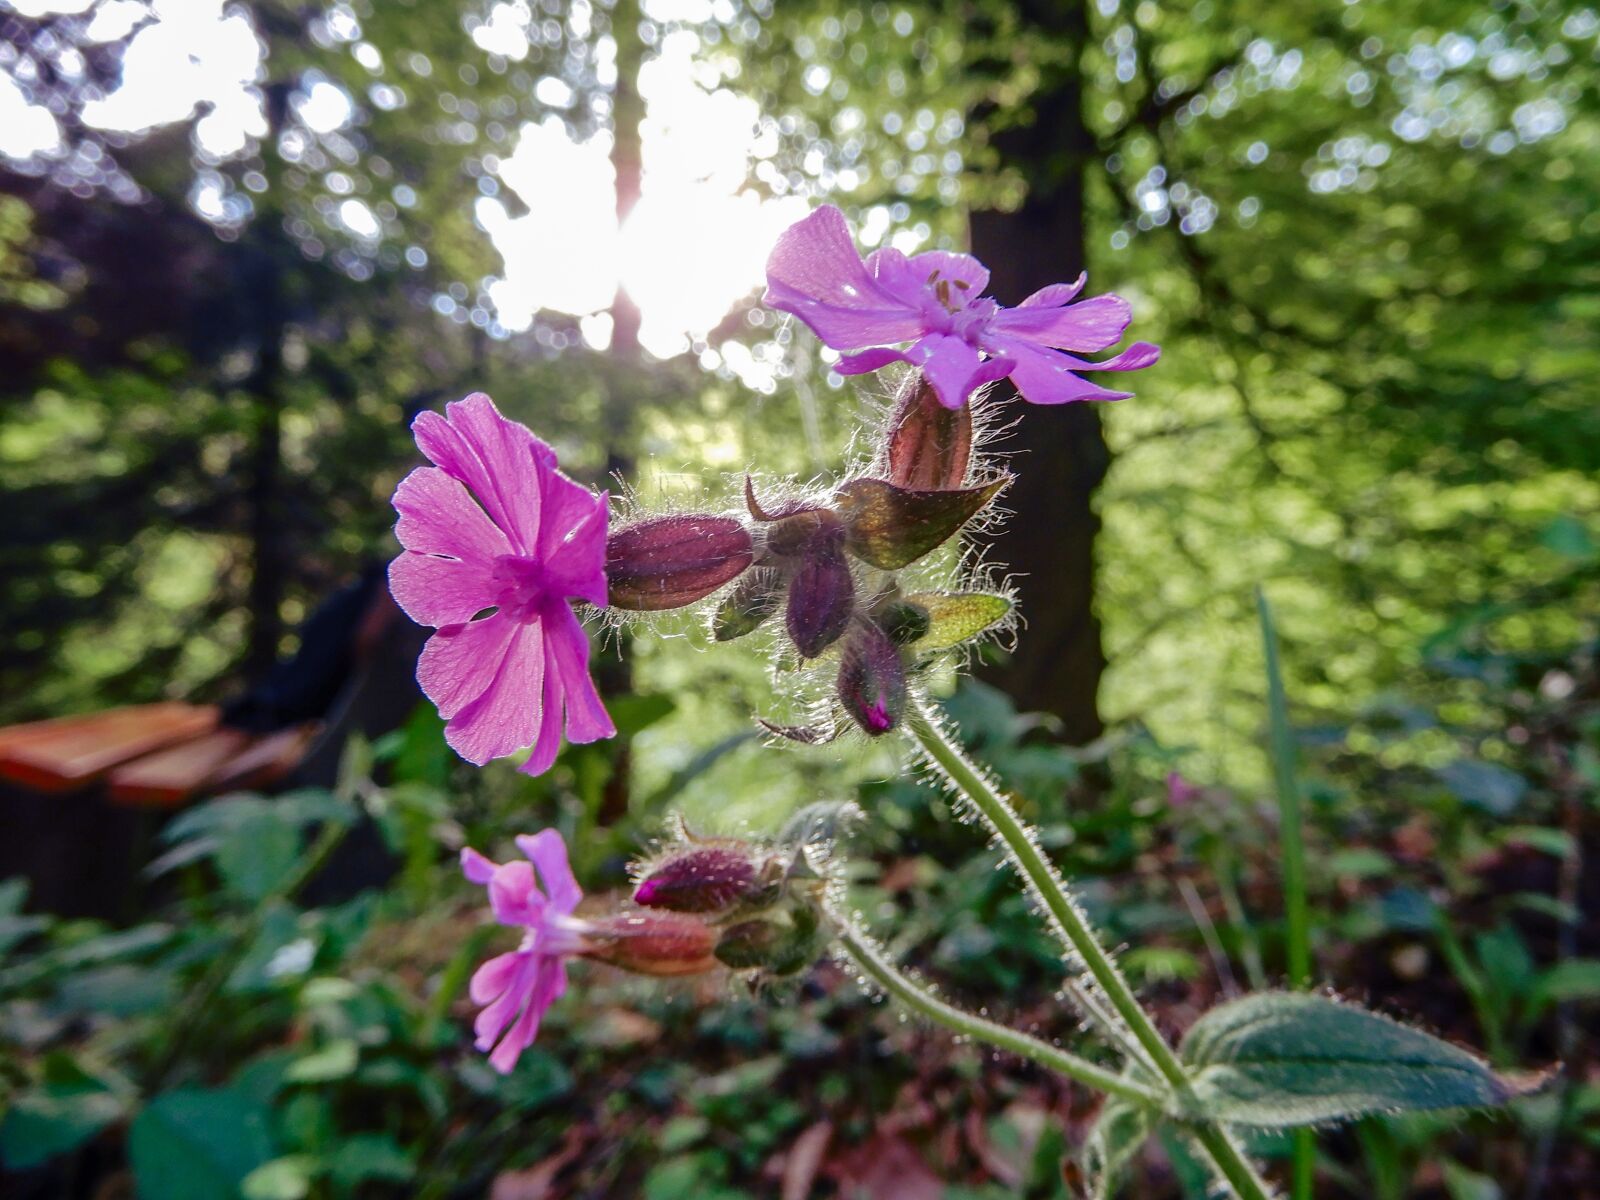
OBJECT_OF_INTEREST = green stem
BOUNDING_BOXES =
[1257,589,1315,1200]
[835,920,1161,1107]
[905,699,1275,1200]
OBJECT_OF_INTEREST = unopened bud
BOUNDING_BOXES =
[837,621,907,736]
[606,515,754,611]
[714,905,823,976]
[833,477,1008,570]
[581,910,720,977]
[896,590,1013,652]
[713,568,784,641]
[883,370,972,490]
[785,527,854,658]
[633,842,782,914]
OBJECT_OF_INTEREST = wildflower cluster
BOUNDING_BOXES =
[385,204,1533,1198]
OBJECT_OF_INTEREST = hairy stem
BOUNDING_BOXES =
[835,920,1161,1106]
[904,698,1275,1200]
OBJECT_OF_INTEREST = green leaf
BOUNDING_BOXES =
[215,811,302,901]
[1179,992,1549,1127]
[0,1056,128,1170]
[241,1155,318,1200]
[1530,959,1600,1014]
[284,1038,359,1084]
[1082,1097,1154,1200]
[129,1087,275,1200]
[902,591,1013,651]
[327,1133,415,1188]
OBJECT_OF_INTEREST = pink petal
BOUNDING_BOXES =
[1017,274,1087,308]
[486,957,564,1073]
[989,293,1133,353]
[516,829,582,914]
[469,949,526,1004]
[545,605,616,745]
[416,612,520,721]
[473,951,537,1049]
[392,466,512,561]
[461,847,499,886]
[488,860,546,926]
[904,333,1007,410]
[411,394,550,555]
[986,335,1134,405]
[763,206,927,349]
[442,621,549,765]
[521,662,566,779]
[538,476,608,609]
[388,552,498,628]
[901,248,990,301]
[835,347,909,376]
[1092,341,1162,371]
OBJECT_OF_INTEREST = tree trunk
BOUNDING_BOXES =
[968,0,1106,744]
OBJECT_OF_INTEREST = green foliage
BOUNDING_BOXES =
[1178,992,1548,1128]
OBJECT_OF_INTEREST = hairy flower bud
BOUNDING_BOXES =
[714,905,823,976]
[833,477,1008,570]
[785,526,855,658]
[633,842,782,913]
[713,568,784,641]
[837,620,908,736]
[884,370,973,490]
[606,515,754,611]
[879,599,932,646]
[896,590,1013,652]
[581,910,720,977]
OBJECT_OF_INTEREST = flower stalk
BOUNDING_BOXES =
[903,698,1276,1200]
[834,920,1161,1108]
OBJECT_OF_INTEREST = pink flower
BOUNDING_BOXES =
[764,205,1160,409]
[389,393,616,776]
[461,830,590,1073]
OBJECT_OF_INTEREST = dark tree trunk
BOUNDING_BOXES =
[968,0,1107,744]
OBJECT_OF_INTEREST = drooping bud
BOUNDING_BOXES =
[581,910,720,976]
[836,620,907,736]
[897,590,1013,651]
[633,841,782,913]
[606,515,754,611]
[884,370,972,490]
[713,568,784,641]
[714,904,824,976]
[785,527,854,658]
[833,476,1009,570]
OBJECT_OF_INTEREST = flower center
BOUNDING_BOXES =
[490,554,552,622]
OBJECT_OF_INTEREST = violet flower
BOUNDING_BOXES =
[461,831,589,1073]
[764,205,1160,409]
[389,393,615,776]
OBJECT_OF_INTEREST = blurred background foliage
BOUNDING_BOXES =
[1,0,1598,1196]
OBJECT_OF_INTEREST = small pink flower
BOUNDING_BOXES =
[389,393,615,776]
[764,205,1160,409]
[461,830,590,1073]
[1166,771,1202,808]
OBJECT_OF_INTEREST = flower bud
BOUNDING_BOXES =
[633,842,782,914]
[833,476,1008,570]
[785,527,854,658]
[883,370,972,491]
[836,620,907,736]
[714,905,823,976]
[713,568,784,641]
[896,590,1013,652]
[581,910,720,977]
[606,515,754,611]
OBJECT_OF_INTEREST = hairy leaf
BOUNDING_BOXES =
[1082,1097,1154,1200]
[1179,992,1551,1127]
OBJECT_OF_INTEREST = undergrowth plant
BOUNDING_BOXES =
[381,204,1552,1198]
